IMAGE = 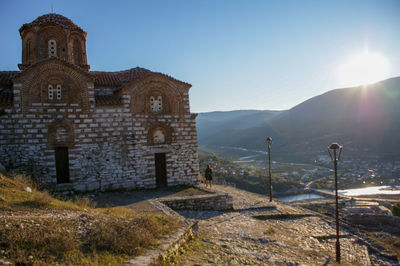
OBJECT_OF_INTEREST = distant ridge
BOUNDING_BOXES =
[197,76,400,161]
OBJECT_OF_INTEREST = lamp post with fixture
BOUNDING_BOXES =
[328,142,343,263]
[266,137,273,202]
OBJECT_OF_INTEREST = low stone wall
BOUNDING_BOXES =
[347,214,400,229]
[160,192,233,211]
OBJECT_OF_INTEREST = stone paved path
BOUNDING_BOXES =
[172,185,373,265]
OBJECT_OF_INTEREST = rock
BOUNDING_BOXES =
[24,187,32,193]
[0,259,11,265]
[0,163,6,175]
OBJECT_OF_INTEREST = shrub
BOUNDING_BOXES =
[264,227,275,235]
[30,191,53,207]
[6,173,45,191]
[74,196,97,208]
[392,200,400,217]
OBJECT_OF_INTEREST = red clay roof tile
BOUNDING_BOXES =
[20,13,84,32]
[0,89,13,107]
[91,67,152,87]
[0,71,19,86]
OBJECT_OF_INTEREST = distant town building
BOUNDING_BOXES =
[0,13,199,191]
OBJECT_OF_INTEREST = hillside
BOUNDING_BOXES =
[197,110,284,151]
[0,173,178,265]
[197,77,400,161]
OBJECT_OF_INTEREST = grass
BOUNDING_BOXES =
[0,173,179,265]
[263,227,276,235]
[161,233,226,265]
[367,232,400,261]
[0,173,80,211]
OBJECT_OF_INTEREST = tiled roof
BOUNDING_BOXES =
[0,71,19,86]
[0,89,13,107]
[91,67,152,87]
[95,95,123,106]
[20,13,84,32]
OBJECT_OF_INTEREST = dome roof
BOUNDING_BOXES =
[20,13,84,33]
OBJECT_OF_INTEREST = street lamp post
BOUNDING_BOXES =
[328,142,343,263]
[266,137,273,202]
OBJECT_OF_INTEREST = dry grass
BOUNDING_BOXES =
[0,173,180,265]
[368,233,400,261]
[263,227,276,235]
[0,219,79,264]
[74,196,97,208]
[0,173,78,211]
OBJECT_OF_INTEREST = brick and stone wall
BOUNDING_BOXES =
[0,82,199,191]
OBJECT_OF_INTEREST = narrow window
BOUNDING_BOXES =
[48,39,57,57]
[25,40,32,63]
[150,96,155,112]
[73,38,82,64]
[157,96,162,111]
[48,85,54,100]
[56,85,62,100]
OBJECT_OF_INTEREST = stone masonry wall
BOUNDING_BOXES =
[160,193,234,211]
[0,80,199,191]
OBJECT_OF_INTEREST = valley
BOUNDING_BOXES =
[197,77,400,196]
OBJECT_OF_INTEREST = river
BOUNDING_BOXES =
[278,186,400,202]
[338,186,400,196]
[277,193,324,202]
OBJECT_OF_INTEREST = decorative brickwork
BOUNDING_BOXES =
[0,13,199,192]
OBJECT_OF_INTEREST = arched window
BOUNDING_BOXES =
[48,84,62,100]
[48,39,57,57]
[25,39,32,63]
[73,38,82,65]
[55,126,68,143]
[150,95,162,113]
[153,129,165,144]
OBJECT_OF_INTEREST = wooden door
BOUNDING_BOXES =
[55,147,70,184]
[155,153,167,187]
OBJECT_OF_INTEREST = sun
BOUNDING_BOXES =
[336,51,390,87]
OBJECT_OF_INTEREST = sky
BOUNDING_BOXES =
[0,0,399,113]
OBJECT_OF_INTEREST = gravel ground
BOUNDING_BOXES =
[171,185,380,265]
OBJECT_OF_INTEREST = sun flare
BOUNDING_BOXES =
[337,51,390,87]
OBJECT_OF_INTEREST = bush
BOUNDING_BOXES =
[392,201,400,217]
[264,227,275,235]
[8,173,43,190]
[74,196,97,208]
[30,191,53,207]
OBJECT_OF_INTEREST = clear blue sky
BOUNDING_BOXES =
[1,0,399,112]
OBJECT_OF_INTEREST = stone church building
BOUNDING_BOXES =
[0,13,199,191]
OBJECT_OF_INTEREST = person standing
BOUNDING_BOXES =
[205,164,213,188]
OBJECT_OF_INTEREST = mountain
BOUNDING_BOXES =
[197,109,282,150]
[196,77,400,161]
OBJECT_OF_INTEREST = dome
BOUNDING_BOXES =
[20,13,84,32]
